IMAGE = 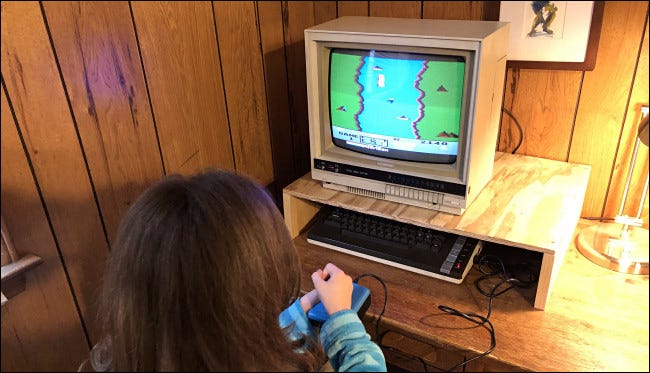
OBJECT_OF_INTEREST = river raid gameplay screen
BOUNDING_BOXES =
[329,48,466,163]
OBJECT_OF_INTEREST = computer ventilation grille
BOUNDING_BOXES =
[346,186,385,200]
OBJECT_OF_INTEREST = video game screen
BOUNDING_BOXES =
[329,48,466,163]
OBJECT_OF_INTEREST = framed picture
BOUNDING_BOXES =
[499,1,604,70]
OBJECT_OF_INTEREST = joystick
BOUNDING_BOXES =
[307,283,371,327]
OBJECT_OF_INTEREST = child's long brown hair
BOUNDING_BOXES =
[92,170,322,371]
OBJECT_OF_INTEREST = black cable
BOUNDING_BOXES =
[438,304,496,372]
[502,107,523,154]
[353,274,428,371]
[354,257,538,372]
[356,274,471,372]
[353,273,388,342]
[474,254,538,320]
[436,254,537,372]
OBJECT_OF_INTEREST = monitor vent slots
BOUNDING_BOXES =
[346,186,386,200]
[386,185,442,204]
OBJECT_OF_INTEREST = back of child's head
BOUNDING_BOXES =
[92,170,320,371]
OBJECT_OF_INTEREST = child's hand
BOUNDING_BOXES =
[300,289,320,312]
[311,263,353,315]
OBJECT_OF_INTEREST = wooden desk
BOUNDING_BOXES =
[293,224,649,371]
[282,152,649,371]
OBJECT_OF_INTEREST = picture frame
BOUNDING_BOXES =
[499,1,605,70]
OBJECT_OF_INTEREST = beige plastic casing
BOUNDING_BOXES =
[305,17,509,215]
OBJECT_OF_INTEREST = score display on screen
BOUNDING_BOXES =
[329,48,465,163]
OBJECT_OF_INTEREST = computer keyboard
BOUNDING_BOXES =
[306,205,483,284]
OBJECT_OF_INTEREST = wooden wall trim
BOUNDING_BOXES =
[1,82,90,372]
[423,1,500,21]
[338,1,369,17]
[130,1,235,175]
[282,1,335,178]
[369,1,421,18]
[1,0,109,343]
[213,1,274,185]
[604,14,649,225]
[42,1,165,241]
[499,69,582,160]
[569,1,649,217]
[257,1,296,199]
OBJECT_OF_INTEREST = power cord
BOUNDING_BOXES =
[358,254,538,372]
[502,107,523,154]
[473,254,538,320]
[437,254,538,372]
[437,305,495,372]
[354,273,432,372]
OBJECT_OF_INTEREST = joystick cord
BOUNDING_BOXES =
[362,255,538,372]
[438,254,538,372]
[353,273,388,341]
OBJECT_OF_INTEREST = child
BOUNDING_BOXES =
[85,170,386,371]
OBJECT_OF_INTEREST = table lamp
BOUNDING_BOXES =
[577,108,649,275]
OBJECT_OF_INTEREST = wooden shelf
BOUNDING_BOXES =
[284,152,591,309]
[282,152,649,371]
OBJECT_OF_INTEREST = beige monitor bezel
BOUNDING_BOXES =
[307,39,478,185]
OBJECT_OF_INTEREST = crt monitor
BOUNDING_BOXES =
[305,17,509,215]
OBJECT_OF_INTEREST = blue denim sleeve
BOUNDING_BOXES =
[319,310,387,372]
[278,298,318,345]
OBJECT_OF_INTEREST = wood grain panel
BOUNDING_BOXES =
[337,1,368,17]
[499,69,582,160]
[257,1,295,199]
[130,1,234,175]
[42,1,164,241]
[314,1,337,24]
[213,1,274,185]
[1,83,90,373]
[369,1,421,18]
[1,0,108,343]
[283,1,336,177]
[283,1,314,178]
[423,1,500,20]
[380,331,471,372]
[282,192,321,239]
[604,15,649,225]
[569,1,649,217]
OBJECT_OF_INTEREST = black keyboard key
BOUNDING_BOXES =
[415,242,431,251]
[324,219,341,228]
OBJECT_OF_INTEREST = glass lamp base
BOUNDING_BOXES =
[576,223,649,275]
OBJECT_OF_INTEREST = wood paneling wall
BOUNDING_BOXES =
[1,1,648,371]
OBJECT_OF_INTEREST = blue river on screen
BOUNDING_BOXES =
[356,55,426,139]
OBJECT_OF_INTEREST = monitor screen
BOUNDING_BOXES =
[329,48,466,164]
